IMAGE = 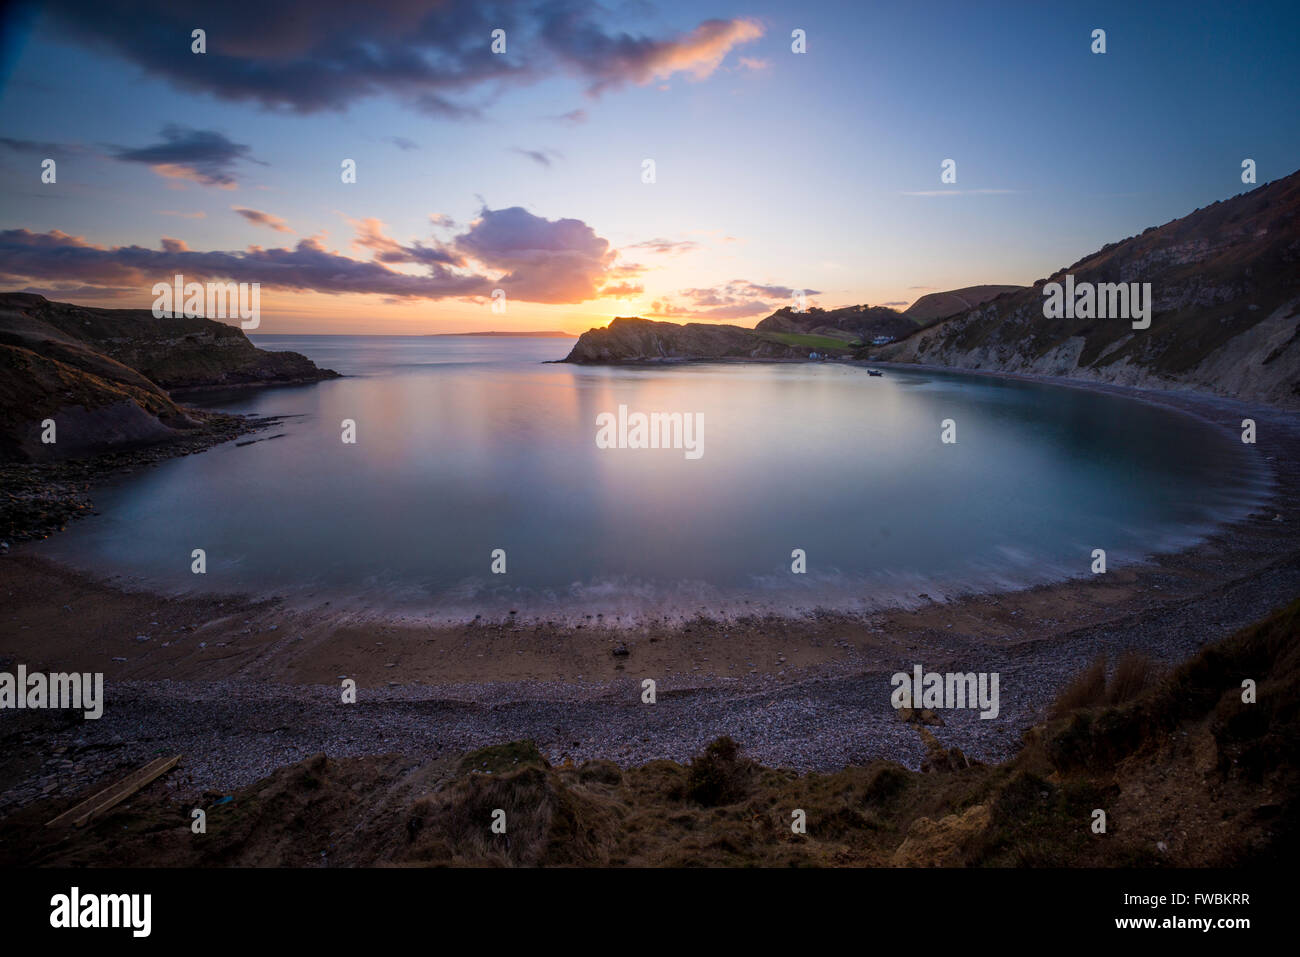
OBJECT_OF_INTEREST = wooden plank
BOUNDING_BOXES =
[45,754,182,829]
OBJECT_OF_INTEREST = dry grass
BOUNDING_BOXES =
[1048,651,1159,719]
[4,601,1297,868]
[1048,655,1107,719]
[1107,650,1156,705]
[684,735,754,807]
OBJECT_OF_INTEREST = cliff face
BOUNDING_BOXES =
[564,304,922,363]
[880,172,1300,408]
[903,285,1024,323]
[563,316,811,362]
[755,304,918,342]
[0,293,338,462]
[0,293,336,390]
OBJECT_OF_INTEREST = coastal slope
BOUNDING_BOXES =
[880,171,1300,407]
[564,304,918,363]
[902,285,1024,323]
[563,315,807,362]
[0,292,338,462]
[564,171,1300,408]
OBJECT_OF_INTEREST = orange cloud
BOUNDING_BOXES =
[150,163,238,190]
[233,207,292,233]
[635,18,764,85]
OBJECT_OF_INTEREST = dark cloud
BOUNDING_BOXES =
[37,1,762,116]
[0,228,489,300]
[1,205,637,304]
[538,6,763,95]
[511,147,561,168]
[38,1,524,116]
[0,136,84,154]
[385,136,420,151]
[109,125,263,187]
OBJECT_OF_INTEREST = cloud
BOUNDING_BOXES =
[233,207,292,233]
[511,147,561,168]
[38,1,763,116]
[599,281,643,298]
[738,57,770,71]
[110,125,263,188]
[543,11,764,94]
[650,279,821,320]
[882,300,909,307]
[158,210,207,219]
[552,108,588,124]
[624,238,701,255]
[0,227,487,301]
[724,281,815,300]
[452,205,635,302]
[0,136,85,155]
[2,205,637,305]
[349,217,464,267]
[385,136,419,151]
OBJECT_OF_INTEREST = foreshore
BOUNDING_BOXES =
[1,370,1298,817]
[1,411,284,544]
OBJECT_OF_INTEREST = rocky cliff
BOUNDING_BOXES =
[879,172,1300,408]
[563,303,923,363]
[902,285,1024,323]
[0,293,338,462]
[755,304,919,342]
[563,316,811,363]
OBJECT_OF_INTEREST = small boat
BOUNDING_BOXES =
[867,369,883,377]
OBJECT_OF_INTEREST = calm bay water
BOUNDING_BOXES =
[38,335,1271,620]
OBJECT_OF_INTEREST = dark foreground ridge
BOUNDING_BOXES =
[3,598,1296,867]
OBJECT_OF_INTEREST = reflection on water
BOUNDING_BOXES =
[37,335,1272,620]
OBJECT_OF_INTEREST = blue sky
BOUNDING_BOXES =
[1,0,1297,332]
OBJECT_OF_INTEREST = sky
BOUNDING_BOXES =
[1,0,1297,334]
